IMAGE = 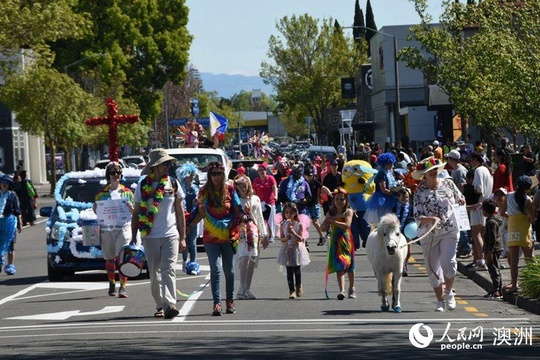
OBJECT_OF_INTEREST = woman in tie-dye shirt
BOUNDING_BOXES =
[187,162,245,316]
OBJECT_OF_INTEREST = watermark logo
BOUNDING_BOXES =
[409,323,434,348]
[409,322,533,350]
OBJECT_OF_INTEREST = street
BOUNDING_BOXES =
[0,197,539,359]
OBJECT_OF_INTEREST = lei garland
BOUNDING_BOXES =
[138,173,169,236]
[286,176,305,203]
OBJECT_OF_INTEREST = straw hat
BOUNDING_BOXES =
[141,148,176,175]
[412,156,446,180]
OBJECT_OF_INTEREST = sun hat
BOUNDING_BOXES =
[412,156,446,180]
[456,140,466,146]
[141,148,177,175]
[445,149,461,161]
[432,140,439,147]
[493,187,508,196]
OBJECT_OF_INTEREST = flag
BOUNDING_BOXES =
[209,111,229,140]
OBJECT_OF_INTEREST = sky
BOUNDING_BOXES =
[185,0,445,76]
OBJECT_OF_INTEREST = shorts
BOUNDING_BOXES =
[469,208,485,227]
[100,225,131,260]
[306,205,321,220]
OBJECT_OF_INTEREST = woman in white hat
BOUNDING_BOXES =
[131,148,187,319]
[412,156,465,312]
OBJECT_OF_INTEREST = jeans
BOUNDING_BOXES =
[458,230,472,252]
[204,242,235,305]
[182,226,198,263]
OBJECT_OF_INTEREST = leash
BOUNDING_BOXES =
[399,218,440,249]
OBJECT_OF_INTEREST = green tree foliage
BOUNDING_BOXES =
[400,0,540,143]
[0,66,94,191]
[260,14,366,140]
[50,0,193,123]
[0,0,88,78]
[229,90,277,112]
[365,0,378,54]
[353,0,366,48]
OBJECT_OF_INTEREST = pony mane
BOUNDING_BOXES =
[378,213,400,233]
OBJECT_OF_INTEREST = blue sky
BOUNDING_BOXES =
[185,0,445,76]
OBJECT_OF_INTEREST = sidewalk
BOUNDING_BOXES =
[34,183,53,198]
[456,245,540,315]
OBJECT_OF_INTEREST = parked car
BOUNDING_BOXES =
[304,145,338,160]
[40,168,142,281]
[122,155,147,169]
[165,147,230,186]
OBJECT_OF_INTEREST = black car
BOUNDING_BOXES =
[40,168,141,281]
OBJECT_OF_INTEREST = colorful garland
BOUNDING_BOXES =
[415,157,443,171]
[138,173,169,236]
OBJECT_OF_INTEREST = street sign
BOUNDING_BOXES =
[339,127,353,135]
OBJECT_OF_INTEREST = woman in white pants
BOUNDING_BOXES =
[412,156,465,312]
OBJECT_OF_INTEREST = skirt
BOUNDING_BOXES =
[507,213,532,248]
[276,242,310,267]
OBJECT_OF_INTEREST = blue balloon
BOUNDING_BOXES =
[404,221,418,239]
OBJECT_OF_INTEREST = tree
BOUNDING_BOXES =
[400,0,540,145]
[353,0,366,50]
[50,0,193,123]
[260,14,367,143]
[0,0,88,79]
[365,0,378,55]
[229,90,277,112]
[0,66,94,192]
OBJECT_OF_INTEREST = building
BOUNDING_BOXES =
[0,50,48,183]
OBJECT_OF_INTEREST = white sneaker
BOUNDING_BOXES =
[244,290,256,300]
[435,300,445,312]
[446,291,456,310]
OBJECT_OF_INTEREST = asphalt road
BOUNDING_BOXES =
[1,196,539,359]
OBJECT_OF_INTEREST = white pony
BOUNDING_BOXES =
[366,213,408,313]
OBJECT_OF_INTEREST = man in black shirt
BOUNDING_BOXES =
[322,160,343,214]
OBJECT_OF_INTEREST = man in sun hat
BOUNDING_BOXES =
[0,175,22,275]
[131,148,186,319]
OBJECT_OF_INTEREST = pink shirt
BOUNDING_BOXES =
[253,175,277,205]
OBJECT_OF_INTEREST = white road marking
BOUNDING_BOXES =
[174,273,211,322]
[5,306,125,321]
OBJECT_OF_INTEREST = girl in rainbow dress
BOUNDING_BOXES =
[321,188,355,300]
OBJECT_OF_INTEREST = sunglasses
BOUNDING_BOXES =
[210,172,223,177]
[162,160,173,167]
[110,171,122,176]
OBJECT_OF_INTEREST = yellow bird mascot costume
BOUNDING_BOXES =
[341,160,377,249]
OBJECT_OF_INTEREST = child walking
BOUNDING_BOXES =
[392,187,413,276]
[277,202,310,299]
[481,199,503,299]
[321,188,355,300]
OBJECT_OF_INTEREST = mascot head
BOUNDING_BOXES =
[341,160,377,211]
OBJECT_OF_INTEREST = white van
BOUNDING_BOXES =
[165,148,230,186]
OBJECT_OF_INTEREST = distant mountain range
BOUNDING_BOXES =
[200,72,275,98]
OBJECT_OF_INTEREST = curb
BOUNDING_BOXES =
[457,260,540,315]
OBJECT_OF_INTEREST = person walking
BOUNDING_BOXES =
[469,152,493,271]
[176,162,200,274]
[481,199,503,299]
[94,162,134,298]
[252,162,277,243]
[412,156,465,312]
[0,175,22,275]
[321,188,355,300]
[277,202,310,299]
[187,162,246,316]
[15,170,37,226]
[233,175,268,300]
[499,176,536,293]
[131,149,186,319]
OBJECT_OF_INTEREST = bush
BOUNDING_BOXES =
[519,256,540,298]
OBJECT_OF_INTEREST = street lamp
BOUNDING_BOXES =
[344,26,400,143]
